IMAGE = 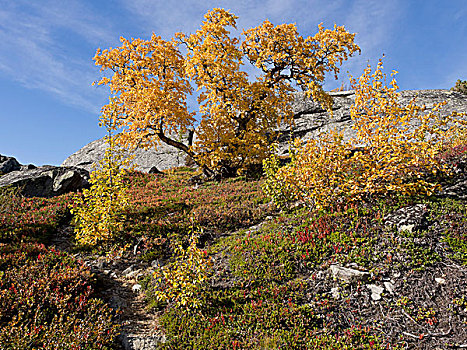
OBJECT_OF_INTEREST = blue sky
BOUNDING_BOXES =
[0,0,465,166]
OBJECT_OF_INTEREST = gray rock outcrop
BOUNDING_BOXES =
[383,204,430,233]
[62,89,467,172]
[0,154,21,174]
[441,179,467,200]
[62,138,190,173]
[277,89,467,154]
[329,264,370,283]
[120,334,166,350]
[0,166,90,198]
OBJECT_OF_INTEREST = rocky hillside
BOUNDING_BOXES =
[2,155,466,349]
[6,89,464,198]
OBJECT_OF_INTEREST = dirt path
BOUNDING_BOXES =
[50,225,164,349]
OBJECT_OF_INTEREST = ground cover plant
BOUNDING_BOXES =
[139,64,467,348]
[120,167,274,260]
[0,166,275,348]
[0,186,72,243]
[1,9,466,347]
[0,140,466,348]
[0,180,121,348]
[0,243,118,349]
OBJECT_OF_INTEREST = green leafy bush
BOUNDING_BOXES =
[430,197,467,265]
[153,231,212,310]
[159,280,390,349]
[0,243,118,349]
[229,204,380,287]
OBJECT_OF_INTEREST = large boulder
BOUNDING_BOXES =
[274,90,357,155]
[0,154,21,174]
[0,166,90,198]
[62,89,467,171]
[275,89,467,155]
[61,138,190,173]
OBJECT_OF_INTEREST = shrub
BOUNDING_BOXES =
[159,279,390,349]
[264,60,467,210]
[122,168,274,260]
[0,243,118,349]
[152,230,212,310]
[71,135,131,247]
[452,79,467,95]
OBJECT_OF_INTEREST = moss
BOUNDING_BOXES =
[399,231,441,271]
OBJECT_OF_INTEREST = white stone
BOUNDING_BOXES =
[329,264,369,283]
[398,224,415,233]
[435,277,446,284]
[126,269,141,279]
[384,281,395,294]
[122,266,133,276]
[367,284,384,301]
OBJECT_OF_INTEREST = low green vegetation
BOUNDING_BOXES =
[121,168,275,260]
[0,186,72,243]
[148,147,467,349]
[0,167,276,349]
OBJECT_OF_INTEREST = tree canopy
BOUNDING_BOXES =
[94,8,360,177]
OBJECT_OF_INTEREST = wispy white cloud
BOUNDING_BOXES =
[319,0,403,88]
[120,0,208,38]
[0,0,407,114]
[343,0,401,52]
[0,1,115,113]
[121,0,402,89]
[121,0,346,36]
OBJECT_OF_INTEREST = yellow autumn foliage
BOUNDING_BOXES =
[264,60,467,210]
[71,135,132,246]
[153,232,212,310]
[93,8,360,177]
